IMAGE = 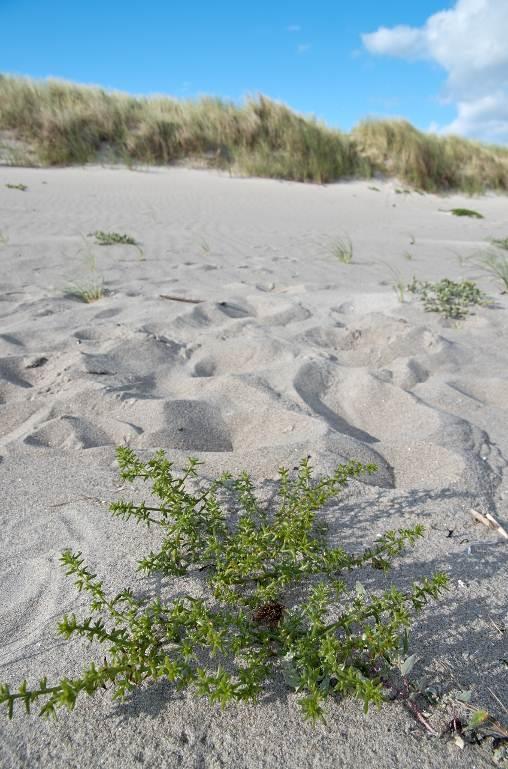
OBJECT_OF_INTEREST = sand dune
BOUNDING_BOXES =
[0,166,507,768]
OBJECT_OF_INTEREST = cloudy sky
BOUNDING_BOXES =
[363,0,508,141]
[1,0,506,142]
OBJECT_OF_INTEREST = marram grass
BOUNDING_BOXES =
[0,449,448,722]
[1,75,508,191]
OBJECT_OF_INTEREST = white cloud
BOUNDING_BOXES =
[297,43,311,55]
[362,0,508,141]
[362,25,427,59]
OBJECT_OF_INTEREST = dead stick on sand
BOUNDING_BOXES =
[50,496,105,508]
[470,509,508,540]
[160,294,204,304]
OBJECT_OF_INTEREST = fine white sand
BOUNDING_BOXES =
[0,166,507,768]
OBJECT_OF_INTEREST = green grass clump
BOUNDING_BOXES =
[474,251,508,292]
[1,75,508,190]
[490,237,508,251]
[90,230,138,246]
[68,280,105,303]
[449,208,484,219]
[408,278,487,319]
[331,234,353,264]
[5,182,27,191]
[0,449,447,722]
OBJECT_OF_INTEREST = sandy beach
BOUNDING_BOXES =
[0,165,507,768]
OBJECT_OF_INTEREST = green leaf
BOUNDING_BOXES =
[399,654,418,677]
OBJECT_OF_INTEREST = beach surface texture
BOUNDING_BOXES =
[0,166,507,768]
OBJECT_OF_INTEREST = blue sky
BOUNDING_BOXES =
[2,0,507,141]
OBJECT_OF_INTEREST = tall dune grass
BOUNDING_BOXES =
[1,75,508,191]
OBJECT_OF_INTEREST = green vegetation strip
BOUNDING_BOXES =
[2,75,508,191]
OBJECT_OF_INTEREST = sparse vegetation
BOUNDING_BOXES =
[382,263,407,303]
[473,250,508,292]
[1,75,508,190]
[5,182,27,191]
[331,234,353,264]
[408,278,487,319]
[449,208,484,219]
[89,230,143,259]
[490,237,508,251]
[67,279,105,303]
[90,230,138,246]
[67,240,106,301]
[0,449,447,722]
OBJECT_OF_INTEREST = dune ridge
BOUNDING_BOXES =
[2,74,508,191]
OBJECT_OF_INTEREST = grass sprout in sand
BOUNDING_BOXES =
[473,251,508,292]
[384,264,407,303]
[490,237,508,251]
[408,278,487,319]
[5,182,27,191]
[0,449,448,723]
[66,242,106,302]
[67,278,105,303]
[331,235,353,264]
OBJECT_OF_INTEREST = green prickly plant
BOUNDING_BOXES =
[0,449,448,722]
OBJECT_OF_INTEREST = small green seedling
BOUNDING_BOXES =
[408,277,487,319]
[5,183,27,191]
[331,235,353,264]
[449,208,483,219]
[67,239,106,301]
[0,449,447,723]
[382,263,407,302]
[67,280,105,303]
